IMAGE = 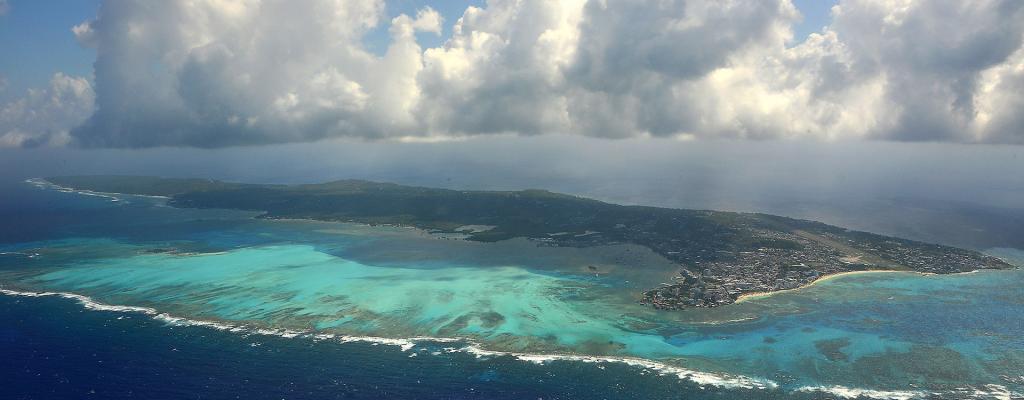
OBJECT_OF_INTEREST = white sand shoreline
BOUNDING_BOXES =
[734,269,987,303]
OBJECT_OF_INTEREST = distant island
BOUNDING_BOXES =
[43,175,1012,309]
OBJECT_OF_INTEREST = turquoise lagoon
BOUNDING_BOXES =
[1,181,1022,399]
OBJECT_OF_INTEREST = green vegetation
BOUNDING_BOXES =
[46,175,1012,309]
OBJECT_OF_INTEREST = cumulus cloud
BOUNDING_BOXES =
[827,0,1024,142]
[4,0,1021,147]
[563,0,800,138]
[0,73,95,147]
[70,0,406,147]
[417,0,585,136]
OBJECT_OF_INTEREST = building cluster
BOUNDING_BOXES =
[641,230,851,309]
[525,216,1007,311]
[816,231,1005,274]
[640,228,1004,310]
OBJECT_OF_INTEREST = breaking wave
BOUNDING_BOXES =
[795,384,1019,400]
[0,287,773,391]
[25,178,170,202]
[6,287,1018,399]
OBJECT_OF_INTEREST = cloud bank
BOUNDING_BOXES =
[6,0,1024,147]
[0,73,94,147]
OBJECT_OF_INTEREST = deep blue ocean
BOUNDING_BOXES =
[0,178,744,400]
[2,293,806,400]
[1,177,1022,400]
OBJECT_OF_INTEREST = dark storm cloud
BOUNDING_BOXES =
[568,0,797,89]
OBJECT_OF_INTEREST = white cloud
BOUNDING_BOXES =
[0,0,9,17]
[71,21,96,47]
[0,74,95,148]
[407,6,443,35]
[562,0,801,138]
[72,0,420,147]
[4,0,1021,148]
[825,0,1024,142]
[417,0,585,136]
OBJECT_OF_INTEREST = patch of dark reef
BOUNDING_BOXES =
[45,175,1011,309]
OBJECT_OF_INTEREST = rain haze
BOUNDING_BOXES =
[2,0,1023,250]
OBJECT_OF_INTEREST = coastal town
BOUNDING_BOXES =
[640,226,1010,309]
[45,175,1014,310]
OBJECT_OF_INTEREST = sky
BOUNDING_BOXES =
[0,1,1023,248]
[6,0,1024,148]
[0,0,99,103]
[0,0,833,100]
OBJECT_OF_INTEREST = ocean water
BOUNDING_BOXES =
[1,179,1022,399]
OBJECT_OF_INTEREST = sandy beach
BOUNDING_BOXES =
[734,270,906,303]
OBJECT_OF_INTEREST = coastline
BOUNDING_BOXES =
[265,216,434,232]
[25,178,172,200]
[734,270,908,303]
[26,178,1013,309]
[28,178,1011,309]
[8,179,1022,399]
[733,268,997,304]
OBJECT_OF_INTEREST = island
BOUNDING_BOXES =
[42,175,1012,309]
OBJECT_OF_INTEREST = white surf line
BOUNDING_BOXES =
[0,287,777,391]
[0,251,40,258]
[25,178,122,202]
[25,178,171,201]
[6,287,1015,398]
[687,316,760,325]
[795,383,1022,400]
[456,344,777,390]
[795,385,925,400]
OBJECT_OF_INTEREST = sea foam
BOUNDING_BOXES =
[7,286,1019,399]
[25,178,170,202]
[795,385,923,400]
[795,383,1021,400]
[0,287,775,391]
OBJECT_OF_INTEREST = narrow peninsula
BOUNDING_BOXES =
[43,176,1011,309]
